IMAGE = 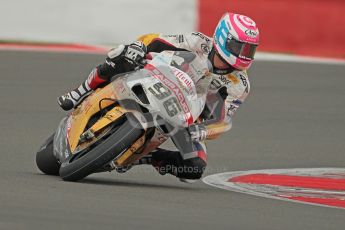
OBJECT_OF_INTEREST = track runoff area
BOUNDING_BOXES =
[2,43,344,211]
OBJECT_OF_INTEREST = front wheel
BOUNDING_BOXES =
[59,115,143,182]
[36,134,60,175]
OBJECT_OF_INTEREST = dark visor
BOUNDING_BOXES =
[226,37,257,60]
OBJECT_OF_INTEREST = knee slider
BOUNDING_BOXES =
[177,157,206,180]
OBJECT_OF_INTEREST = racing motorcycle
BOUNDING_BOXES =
[36,51,212,181]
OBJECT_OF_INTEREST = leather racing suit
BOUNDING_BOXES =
[137,33,250,137]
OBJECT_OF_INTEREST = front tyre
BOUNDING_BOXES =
[59,115,143,182]
[36,134,60,175]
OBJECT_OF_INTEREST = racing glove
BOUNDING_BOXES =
[188,124,207,142]
[106,41,147,68]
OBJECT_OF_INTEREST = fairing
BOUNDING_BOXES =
[54,51,212,163]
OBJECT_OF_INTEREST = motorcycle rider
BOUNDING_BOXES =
[58,12,260,180]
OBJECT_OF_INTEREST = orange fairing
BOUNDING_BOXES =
[137,33,160,46]
[67,83,117,152]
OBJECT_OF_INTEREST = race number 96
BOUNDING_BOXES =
[163,97,181,117]
[148,83,171,100]
[149,82,182,117]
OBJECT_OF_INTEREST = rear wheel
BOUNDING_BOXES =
[36,134,60,175]
[59,114,143,182]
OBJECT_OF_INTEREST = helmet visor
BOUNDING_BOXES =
[226,37,257,60]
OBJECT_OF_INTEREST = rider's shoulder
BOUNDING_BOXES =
[189,32,212,43]
[230,70,250,88]
[218,70,249,87]
[223,70,250,97]
[184,32,213,55]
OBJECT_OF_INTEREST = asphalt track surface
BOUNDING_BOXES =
[0,50,344,230]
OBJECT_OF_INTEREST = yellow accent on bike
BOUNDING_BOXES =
[67,83,117,153]
[88,106,126,134]
[115,135,146,166]
[137,33,160,46]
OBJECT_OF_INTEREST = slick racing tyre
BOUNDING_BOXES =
[59,114,143,182]
[36,134,60,175]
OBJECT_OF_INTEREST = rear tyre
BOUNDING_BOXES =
[59,115,143,182]
[36,134,60,175]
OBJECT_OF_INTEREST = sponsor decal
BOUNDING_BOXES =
[145,64,193,125]
[192,32,211,43]
[239,74,248,87]
[164,35,184,44]
[219,75,231,85]
[203,168,345,209]
[245,29,258,38]
[172,68,194,96]
[211,79,222,90]
[226,104,237,117]
[201,44,210,54]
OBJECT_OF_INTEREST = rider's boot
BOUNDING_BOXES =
[58,68,107,111]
